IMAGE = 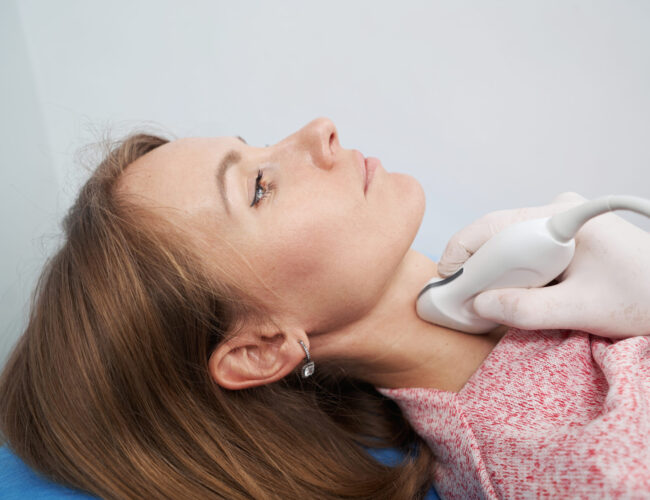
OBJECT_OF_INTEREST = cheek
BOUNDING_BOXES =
[252,205,389,328]
[262,212,345,290]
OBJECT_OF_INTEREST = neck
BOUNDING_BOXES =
[309,249,507,391]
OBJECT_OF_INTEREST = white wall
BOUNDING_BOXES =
[2,0,649,369]
[0,0,60,369]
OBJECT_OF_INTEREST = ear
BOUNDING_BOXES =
[208,325,309,390]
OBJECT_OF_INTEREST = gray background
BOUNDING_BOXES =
[2,0,649,370]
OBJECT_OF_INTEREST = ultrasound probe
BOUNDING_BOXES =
[416,195,650,334]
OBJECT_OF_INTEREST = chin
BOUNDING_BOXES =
[383,172,426,249]
[400,174,426,225]
[405,180,426,251]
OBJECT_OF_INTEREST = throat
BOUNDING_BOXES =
[353,316,507,392]
[309,249,508,392]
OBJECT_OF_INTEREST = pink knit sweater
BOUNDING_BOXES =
[377,328,650,499]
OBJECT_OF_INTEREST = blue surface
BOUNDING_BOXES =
[1,444,438,499]
[366,446,440,499]
[0,445,97,499]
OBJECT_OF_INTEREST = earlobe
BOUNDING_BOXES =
[208,329,308,390]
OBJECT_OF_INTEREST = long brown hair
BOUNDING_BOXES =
[0,130,436,499]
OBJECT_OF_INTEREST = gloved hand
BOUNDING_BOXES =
[437,192,650,338]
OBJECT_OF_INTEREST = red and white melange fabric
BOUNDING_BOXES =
[377,328,650,499]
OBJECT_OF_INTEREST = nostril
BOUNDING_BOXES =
[329,130,337,152]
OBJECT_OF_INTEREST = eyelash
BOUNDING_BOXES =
[251,169,275,207]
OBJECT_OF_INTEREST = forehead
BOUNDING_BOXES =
[116,136,241,212]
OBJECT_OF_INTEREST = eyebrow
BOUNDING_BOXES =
[216,136,247,215]
[217,150,241,215]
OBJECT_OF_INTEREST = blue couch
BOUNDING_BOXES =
[1,444,439,499]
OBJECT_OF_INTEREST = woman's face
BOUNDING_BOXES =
[120,118,425,334]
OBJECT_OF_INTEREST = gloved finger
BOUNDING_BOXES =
[437,221,501,277]
[472,282,581,331]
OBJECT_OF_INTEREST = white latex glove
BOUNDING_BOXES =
[437,192,650,338]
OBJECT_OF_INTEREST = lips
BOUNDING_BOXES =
[364,157,379,194]
[355,150,378,195]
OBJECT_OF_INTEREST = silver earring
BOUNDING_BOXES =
[298,340,315,378]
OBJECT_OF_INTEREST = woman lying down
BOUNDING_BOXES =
[1,117,649,499]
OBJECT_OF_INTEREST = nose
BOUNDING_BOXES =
[293,117,339,170]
